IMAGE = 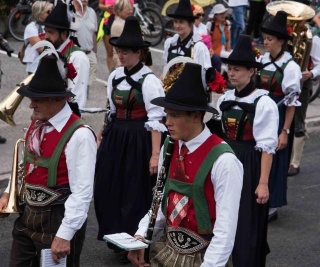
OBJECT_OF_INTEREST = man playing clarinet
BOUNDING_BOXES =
[128,62,243,267]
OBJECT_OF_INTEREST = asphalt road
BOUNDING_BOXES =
[1,37,320,267]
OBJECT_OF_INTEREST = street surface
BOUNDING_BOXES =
[1,37,320,267]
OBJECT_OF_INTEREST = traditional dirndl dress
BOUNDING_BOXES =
[94,65,166,240]
[217,88,279,267]
[259,52,301,207]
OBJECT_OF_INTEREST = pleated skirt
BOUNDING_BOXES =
[227,140,269,267]
[94,118,156,240]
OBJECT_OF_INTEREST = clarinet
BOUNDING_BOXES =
[144,136,174,263]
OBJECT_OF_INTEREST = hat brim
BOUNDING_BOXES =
[167,14,197,21]
[151,97,218,114]
[260,27,292,40]
[109,37,151,48]
[221,58,263,69]
[38,21,76,32]
[17,85,75,98]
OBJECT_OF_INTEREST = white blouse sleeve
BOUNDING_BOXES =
[282,60,302,107]
[194,41,212,70]
[310,36,320,79]
[253,95,279,154]
[142,74,167,132]
[162,37,173,65]
[106,70,117,115]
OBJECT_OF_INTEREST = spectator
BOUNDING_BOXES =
[207,4,231,72]
[110,0,134,67]
[228,0,248,48]
[23,0,53,74]
[72,0,98,98]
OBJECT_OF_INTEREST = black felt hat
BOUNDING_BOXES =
[39,1,75,32]
[221,35,263,69]
[168,0,197,21]
[17,55,75,98]
[261,11,292,40]
[151,63,218,113]
[109,16,151,48]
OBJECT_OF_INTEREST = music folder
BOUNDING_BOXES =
[103,233,149,251]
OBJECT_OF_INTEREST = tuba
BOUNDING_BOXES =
[0,139,26,214]
[266,1,315,71]
[0,74,34,126]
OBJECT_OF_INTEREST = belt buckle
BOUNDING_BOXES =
[166,226,209,254]
[25,183,61,207]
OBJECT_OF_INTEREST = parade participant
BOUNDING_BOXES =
[0,55,96,266]
[219,35,279,266]
[23,0,52,74]
[94,16,167,262]
[162,0,212,84]
[41,1,89,109]
[258,11,301,221]
[71,0,98,98]
[288,34,320,176]
[128,62,243,267]
[207,3,231,72]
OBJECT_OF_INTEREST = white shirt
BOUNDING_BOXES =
[57,38,90,109]
[163,33,212,88]
[259,51,302,106]
[71,7,97,51]
[217,89,279,154]
[193,23,208,36]
[228,0,248,7]
[163,33,212,69]
[135,126,243,267]
[107,65,167,132]
[5,104,96,240]
[309,35,320,78]
[23,21,44,73]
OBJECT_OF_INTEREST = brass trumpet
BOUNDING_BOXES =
[0,139,26,214]
[0,74,34,126]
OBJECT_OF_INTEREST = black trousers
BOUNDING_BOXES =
[245,1,266,38]
[9,204,87,267]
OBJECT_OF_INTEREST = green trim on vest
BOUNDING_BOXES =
[63,45,82,60]
[261,58,292,94]
[25,119,85,187]
[162,143,234,233]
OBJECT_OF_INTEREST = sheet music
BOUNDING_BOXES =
[103,233,148,251]
[41,249,66,267]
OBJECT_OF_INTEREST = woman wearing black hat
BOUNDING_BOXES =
[258,11,301,221]
[94,16,166,260]
[218,35,279,267]
[162,0,211,72]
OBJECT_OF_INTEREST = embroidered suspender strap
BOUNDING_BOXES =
[162,143,234,233]
[267,58,293,94]
[193,143,234,233]
[47,119,85,187]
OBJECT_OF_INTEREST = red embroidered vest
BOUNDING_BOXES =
[162,135,233,234]
[25,114,81,187]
